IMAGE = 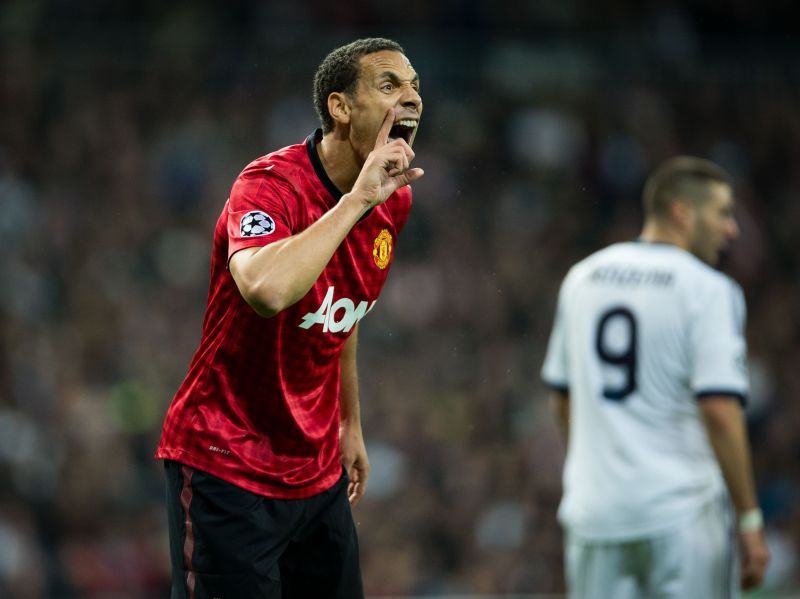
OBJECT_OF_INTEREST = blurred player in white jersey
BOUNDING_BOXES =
[541,157,769,598]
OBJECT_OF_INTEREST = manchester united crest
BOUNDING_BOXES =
[372,229,393,269]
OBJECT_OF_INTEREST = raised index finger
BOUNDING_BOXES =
[374,107,395,149]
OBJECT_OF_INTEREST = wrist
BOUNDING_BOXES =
[340,417,362,430]
[739,508,764,533]
[340,191,373,214]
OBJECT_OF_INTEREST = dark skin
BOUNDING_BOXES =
[230,50,424,505]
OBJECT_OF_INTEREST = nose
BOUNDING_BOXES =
[400,84,422,112]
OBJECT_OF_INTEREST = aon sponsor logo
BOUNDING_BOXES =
[299,286,376,333]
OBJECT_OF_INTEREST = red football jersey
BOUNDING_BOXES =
[156,130,412,498]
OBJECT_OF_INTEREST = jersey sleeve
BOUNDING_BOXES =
[689,275,749,404]
[226,168,295,261]
[541,280,570,393]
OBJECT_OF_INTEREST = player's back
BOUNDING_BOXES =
[543,241,748,540]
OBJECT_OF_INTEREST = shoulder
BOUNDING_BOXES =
[237,141,309,186]
[675,258,746,330]
[702,270,746,316]
[230,141,311,203]
[582,241,635,266]
[563,242,629,283]
[678,253,742,297]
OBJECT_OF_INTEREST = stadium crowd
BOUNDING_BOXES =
[1,1,798,596]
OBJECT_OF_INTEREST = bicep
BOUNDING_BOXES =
[549,389,569,415]
[340,324,359,367]
[228,245,288,317]
[228,246,262,296]
[339,326,360,414]
[698,394,745,432]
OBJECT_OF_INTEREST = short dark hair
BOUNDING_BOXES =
[313,37,405,133]
[643,156,732,218]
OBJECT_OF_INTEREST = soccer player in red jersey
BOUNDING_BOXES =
[156,38,423,599]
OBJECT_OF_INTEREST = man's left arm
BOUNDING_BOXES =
[340,324,370,506]
[699,395,770,590]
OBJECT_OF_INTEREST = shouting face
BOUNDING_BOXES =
[346,50,422,162]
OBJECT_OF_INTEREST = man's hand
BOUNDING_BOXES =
[349,108,424,211]
[340,422,370,506]
[740,529,770,590]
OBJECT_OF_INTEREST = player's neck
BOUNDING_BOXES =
[639,222,690,251]
[317,133,360,194]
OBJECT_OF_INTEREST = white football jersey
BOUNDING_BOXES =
[542,241,749,541]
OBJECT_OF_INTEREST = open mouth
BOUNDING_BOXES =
[389,119,418,144]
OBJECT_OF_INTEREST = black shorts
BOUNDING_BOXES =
[164,460,363,599]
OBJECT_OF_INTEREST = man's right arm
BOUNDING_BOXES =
[699,395,770,590]
[230,196,369,317]
[231,108,422,317]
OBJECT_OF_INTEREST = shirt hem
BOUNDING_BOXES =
[155,447,343,499]
[560,493,725,542]
[542,378,569,394]
[695,389,747,407]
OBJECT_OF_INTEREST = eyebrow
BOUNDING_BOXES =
[377,70,420,85]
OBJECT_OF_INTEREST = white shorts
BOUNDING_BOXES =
[565,496,738,599]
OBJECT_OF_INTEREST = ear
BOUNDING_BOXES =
[327,92,351,127]
[670,199,695,232]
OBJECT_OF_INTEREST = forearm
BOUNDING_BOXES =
[338,327,370,504]
[700,397,759,514]
[232,193,369,316]
[701,396,770,588]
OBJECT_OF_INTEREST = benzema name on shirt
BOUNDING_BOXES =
[590,266,674,287]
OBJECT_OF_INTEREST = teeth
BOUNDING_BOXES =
[395,119,417,128]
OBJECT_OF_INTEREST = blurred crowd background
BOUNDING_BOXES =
[1,1,799,597]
